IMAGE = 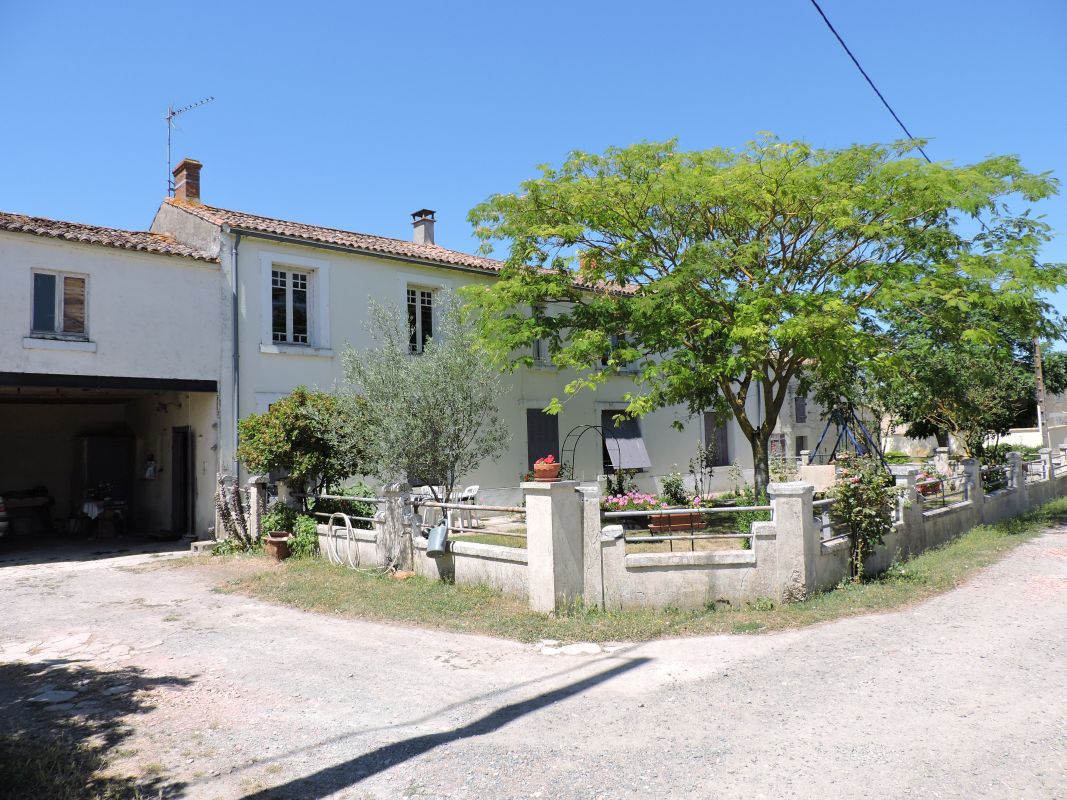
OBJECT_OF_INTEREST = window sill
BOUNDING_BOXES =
[259,343,334,358]
[23,336,96,353]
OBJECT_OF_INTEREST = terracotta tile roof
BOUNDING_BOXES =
[0,210,218,262]
[164,198,506,274]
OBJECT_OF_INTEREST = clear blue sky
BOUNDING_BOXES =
[2,0,1065,319]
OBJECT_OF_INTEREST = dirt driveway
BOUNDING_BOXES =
[1,530,1065,800]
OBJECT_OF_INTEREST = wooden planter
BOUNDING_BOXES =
[649,512,704,534]
[263,532,292,561]
[533,462,561,481]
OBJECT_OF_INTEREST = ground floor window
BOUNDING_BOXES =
[601,410,651,473]
[526,409,559,471]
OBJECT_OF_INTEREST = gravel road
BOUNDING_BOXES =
[1,529,1065,800]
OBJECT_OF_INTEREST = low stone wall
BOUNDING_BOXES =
[412,536,528,596]
[311,453,1066,614]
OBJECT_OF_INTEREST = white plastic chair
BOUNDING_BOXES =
[457,485,480,530]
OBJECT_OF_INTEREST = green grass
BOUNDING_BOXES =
[450,533,527,548]
[198,497,1067,644]
[0,733,151,800]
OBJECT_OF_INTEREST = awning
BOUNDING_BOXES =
[603,417,652,470]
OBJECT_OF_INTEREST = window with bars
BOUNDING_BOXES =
[32,271,87,336]
[407,287,434,353]
[271,269,310,344]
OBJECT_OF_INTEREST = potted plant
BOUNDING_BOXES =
[533,454,561,481]
[650,471,704,533]
[262,504,296,561]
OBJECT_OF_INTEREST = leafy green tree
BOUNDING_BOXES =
[468,137,1062,493]
[237,387,363,502]
[339,292,510,504]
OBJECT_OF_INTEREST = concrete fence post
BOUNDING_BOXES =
[523,480,583,612]
[769,481,817,603]
[933,446,951,476]
[575,483,605,608]
[1039,447,1054,482]
[1006,451,1023,492]
[379,482,414,570]
[1059,444,1067,466]
[247,474,268,542]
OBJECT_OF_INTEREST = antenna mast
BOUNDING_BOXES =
[166,96,215,196]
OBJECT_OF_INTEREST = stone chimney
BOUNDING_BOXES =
[172,158,202,204]
[411,209,436,245]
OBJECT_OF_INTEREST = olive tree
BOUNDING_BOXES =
[340,292,510,504]
[468,137,1062,494]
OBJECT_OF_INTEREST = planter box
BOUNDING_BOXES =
[649,512,704,533]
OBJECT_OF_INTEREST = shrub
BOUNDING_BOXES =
[307,482,378,530]
[262,503,298,536]
[237,387,364,500]
[660,472,689,507]
[829,457,900,580]
[883,450,914,465]
[601,491,665,512]
[288,515,320,558]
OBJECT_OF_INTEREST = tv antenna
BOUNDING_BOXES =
[166,96,214,196]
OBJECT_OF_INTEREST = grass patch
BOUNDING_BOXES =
[450,533,526,548]
[192,497,1067,644]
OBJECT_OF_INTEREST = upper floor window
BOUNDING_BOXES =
[408,287,434,354]
[32,271,86,337]
[271,268,309,344]
[794,394,807,423]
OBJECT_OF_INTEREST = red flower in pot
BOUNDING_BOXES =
[533,455,561,481]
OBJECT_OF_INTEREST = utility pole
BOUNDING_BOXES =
[1035,336,1050,449]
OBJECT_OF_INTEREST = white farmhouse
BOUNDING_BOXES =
[0,158,831,544]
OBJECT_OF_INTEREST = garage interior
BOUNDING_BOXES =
[0,375,218,553]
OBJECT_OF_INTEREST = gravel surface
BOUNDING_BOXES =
[1,530,1065,800]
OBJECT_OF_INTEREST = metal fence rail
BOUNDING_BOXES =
[916,474,970,510]
[1024,459,1048,484]
[603,504,772,553]
[981,464,1011,493]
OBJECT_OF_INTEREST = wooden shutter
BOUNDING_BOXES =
[794,395,807,423]
[62,276,86,334]
[526,410,560,471]
[704,412,730,467]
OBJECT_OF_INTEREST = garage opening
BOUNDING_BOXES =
[0,374,217,560]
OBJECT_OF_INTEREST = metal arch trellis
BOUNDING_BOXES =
[560,424,628,480]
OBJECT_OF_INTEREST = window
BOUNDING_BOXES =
[795,435,809,457]
[526,410,560,471]
[32,271,86,336]
[601,410,651,473]
[531,338,552,365]
[407,287,434,354]
[703,412,730,467]
[794,394,808,423]
[602,333,637,372]
[271,269,310,344]
[769,433,787,458]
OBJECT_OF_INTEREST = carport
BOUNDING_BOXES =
[0,372,218,549]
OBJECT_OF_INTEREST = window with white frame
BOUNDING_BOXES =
[407,287,434,354]
[32,271,87,337]
[271,268,310,344]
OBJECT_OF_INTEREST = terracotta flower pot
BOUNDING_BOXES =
[264,532,292,561]
[533,462,561,481]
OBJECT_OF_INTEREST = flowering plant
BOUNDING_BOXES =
[601,490,666,512]
[534,454,556,466]
[914,470,943,497]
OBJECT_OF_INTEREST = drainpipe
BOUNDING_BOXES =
[223,225,242,476]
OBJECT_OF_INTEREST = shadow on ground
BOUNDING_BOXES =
[0,659,193,799]
[240,656,650,800]
[0,534,190,569]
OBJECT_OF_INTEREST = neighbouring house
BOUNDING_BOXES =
[151,158,833,504]
[0,211,222,541]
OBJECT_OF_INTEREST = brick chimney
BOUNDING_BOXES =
[411,209,436,245]
[172,158,202,204]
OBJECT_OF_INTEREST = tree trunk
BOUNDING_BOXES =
[750,434,770,498]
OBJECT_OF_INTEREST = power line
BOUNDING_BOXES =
[807,0,933,164]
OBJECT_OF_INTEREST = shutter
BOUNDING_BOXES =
[704,412,730,467]
[62,276,86,334]
[601,411,651,471]
[526,410,560,471]
[795,395,807,423]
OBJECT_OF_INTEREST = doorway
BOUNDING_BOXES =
[171,427,193,535]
